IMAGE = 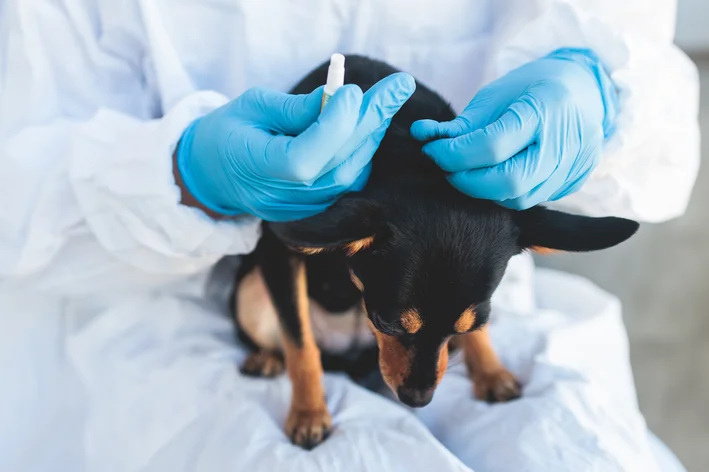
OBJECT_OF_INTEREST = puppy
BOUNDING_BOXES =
[233,56,638,449]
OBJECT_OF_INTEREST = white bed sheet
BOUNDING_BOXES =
[0,265,685,472]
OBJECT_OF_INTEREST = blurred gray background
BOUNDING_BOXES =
[539,4,708,469]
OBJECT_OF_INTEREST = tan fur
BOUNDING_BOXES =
[236,267,282,351]
[400,308,423,334]
[344,236,375,256]
[459,325,499,373]
[368,319,412,392]
[309,299,374,353]
[454,307,476,333]
[459,325,521,401]
[349,269,364,292]
[436,342,449,385]
[531,246,559,255]
[290,237,374,257]
[292,246,326,255]
[237,266,373,355]
[282,258,331,445]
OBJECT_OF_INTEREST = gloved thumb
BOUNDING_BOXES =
[275,84,363,181]
[238,86,324,135]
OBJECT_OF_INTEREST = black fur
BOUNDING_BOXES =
[256,231,307,348]
[235,56,639,402]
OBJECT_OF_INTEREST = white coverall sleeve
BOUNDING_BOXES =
[0,1,259,280]
[486,0,700,223]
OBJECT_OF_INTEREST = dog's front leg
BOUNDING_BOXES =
[258,233,331,449]
[459,326,522,403]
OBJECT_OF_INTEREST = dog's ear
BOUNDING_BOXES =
[515,207,639,252]
[268,195,382,253]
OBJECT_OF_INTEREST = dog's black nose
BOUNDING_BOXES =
[397,386,435,407]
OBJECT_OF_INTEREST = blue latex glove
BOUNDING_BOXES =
[410,48,618,209]
[177,73,415,221]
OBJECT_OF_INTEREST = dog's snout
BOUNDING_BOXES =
[397,386,435,407]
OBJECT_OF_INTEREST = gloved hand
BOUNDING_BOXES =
[410,48,618,209]
[177,73,415,221]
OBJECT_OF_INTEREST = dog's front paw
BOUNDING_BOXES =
[241,351,285,378]
[472,368,521,403]
[286,407,332,449]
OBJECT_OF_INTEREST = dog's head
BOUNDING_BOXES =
[270,189,638,407]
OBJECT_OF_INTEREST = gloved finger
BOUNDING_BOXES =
[499,161,580,209]
[236,86,324,135]
[410,85,510,141]
[317,160,373,199]
[497,177,556,210]
[235,85,357,182]
[359,73,416,134]
[422,99,540,173]
[262,161,369,213]
[318,73,416,175]
[269,85,363,181]
[312,129,382,198]
[505,131,602,209]
[242,184,334,221]
[258,201,331,222]
[547,158,597,201]
[347,163,372,192]
[332,121,388,185]
[410,116,474,141]
[446,144,553,201]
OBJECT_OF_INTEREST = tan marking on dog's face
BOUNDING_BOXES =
[344,236,374,256]
[531,246,559,255]
[348,269,364,291]
[400,308,423,334]
[367,319,450,395]
[454,307,476,333]
[368,319,412,392]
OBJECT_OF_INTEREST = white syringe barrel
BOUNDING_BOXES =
[321,53,345,110]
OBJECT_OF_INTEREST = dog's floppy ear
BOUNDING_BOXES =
[268,195,382,253]
[515,207,639,252]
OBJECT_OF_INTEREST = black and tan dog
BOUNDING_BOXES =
[232,56,638,449]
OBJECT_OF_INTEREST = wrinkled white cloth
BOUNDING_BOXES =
[0,255,682,472]
[0,0,698,470]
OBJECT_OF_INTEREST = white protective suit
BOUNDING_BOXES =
[0,0,699,471]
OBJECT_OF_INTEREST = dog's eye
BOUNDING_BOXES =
[371,314,404,336]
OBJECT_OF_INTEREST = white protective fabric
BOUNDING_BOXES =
[0,0,698,471]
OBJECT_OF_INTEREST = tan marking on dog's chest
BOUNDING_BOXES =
[236,266,374,354]
[236,267,282,351]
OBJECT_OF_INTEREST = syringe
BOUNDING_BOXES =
[321,53,345,111]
